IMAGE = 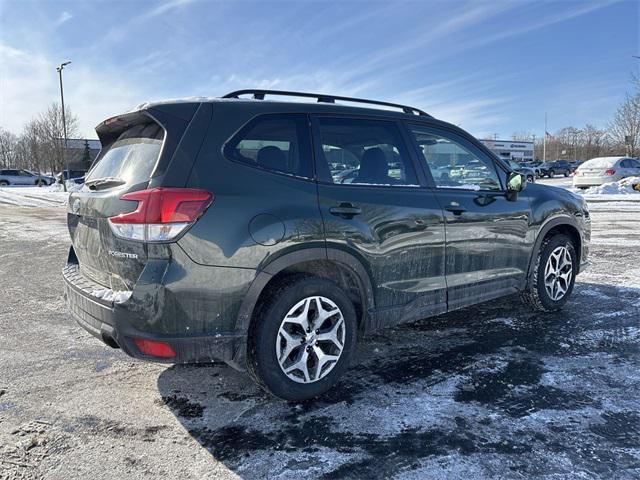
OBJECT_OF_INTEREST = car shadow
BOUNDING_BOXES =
[157,281,640,479]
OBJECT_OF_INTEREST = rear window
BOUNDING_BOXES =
[86,123,164,185]
[579,158,619,169]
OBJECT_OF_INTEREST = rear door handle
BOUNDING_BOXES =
[444,202,466,215]
[329,203,362,219]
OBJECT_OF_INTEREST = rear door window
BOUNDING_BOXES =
[86,122,164,186]
[313,117,418,187]
[223,114,312,179]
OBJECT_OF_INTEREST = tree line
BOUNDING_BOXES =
[0,102,80,174]
[508,77,640,162]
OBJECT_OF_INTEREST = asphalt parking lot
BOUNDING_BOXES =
[1,193,639,479]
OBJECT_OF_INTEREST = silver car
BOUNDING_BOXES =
[0,169,55,186]
[573,157,640,189]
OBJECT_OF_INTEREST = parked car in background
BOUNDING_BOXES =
[64,89,590,401]
[0,169,55,186]
[56,169,87,184]
[573,156,640,189]
[539,160,573,178]
[505,159,536,182]
[521,161,543,178]
[569,161,581,172]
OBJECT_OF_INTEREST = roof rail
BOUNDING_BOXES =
[222,89,431,117]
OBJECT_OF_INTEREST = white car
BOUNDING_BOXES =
[573,156,640,189]
[0,169,55,186]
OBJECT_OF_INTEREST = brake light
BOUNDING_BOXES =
[604,169,615,176]
[108,188,213,242]
[133,338,176,358]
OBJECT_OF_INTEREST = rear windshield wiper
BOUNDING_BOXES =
[85,177,126,190]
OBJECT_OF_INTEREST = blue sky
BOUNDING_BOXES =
[0,0,638,139]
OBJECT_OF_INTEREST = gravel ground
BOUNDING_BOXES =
[0,200,639,480]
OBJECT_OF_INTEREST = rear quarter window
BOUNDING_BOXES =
[86,123,164,185]
[223,114,313,179]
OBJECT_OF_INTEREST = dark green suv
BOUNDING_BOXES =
[64,90,590,400]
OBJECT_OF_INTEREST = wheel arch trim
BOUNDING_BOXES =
[234,247,375,337]
[526,215,583,285]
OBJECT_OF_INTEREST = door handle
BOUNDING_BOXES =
[444,202,466,215]
[329,203,362,219]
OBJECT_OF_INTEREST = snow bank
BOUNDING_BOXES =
[0,185,70,207]
[583,176,640,196]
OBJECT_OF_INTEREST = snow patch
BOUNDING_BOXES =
[583,176,640,196]
[0,185,69,207]
[90,289,132,303]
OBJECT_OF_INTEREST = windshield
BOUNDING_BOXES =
[86,123,164,185]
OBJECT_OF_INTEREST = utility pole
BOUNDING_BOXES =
[57,61,71,192]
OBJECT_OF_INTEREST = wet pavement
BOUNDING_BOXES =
[0,204,638,479]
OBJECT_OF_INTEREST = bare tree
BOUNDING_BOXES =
[511,131,534,141]
[36,102,79,173]
[581,124,608,159]
[22,119,45,174]
[0,127,19,168]
[609,81,640,157]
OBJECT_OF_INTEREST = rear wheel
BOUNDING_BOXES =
[563,171,569,177]
[35,179,46,186]
[527,175,534,183]
[548,170,555,178]
[521,234,577,311]
[248,275,357,401]
[0,180,9,186]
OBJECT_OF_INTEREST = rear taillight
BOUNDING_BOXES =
[604,169,615,176]
[108,188,213,242]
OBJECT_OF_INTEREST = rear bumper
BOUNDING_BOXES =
[573,176,605,187]
[63,260,248,369]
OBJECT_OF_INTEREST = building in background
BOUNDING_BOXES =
[65,138,101,170]
[480,139,534,162]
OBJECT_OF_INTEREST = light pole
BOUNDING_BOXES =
[57,61,71,192]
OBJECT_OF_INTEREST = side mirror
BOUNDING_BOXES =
[506,172,526,200]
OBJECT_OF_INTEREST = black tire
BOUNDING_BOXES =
[548,170,555,178]
[521,233,577,312]
[527,175,534,183]
[35,179,46,186]
[0,180,9,186]
[247,275,357,401]
[563,171,569,177]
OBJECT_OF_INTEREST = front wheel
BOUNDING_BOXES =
[248,276,357,401]
[35,179,46,186]
[521,234,577,311]
[0,180,9,186]
[563,171,569,177]
[548,170,555,178]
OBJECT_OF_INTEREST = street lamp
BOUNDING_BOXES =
[57,61,71,192]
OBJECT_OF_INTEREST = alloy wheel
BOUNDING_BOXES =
[544,245,573,301]
[276,296,345,384]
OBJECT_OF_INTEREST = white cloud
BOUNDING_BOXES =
[54,11,73,27]
[0,43,143,138]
